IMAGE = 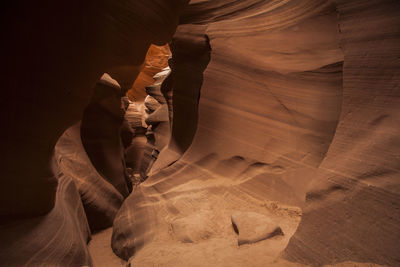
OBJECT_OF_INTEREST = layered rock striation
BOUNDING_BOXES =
[112,0,400,266]
[0,1,189,265]
[1,0,399,266]
[283,0,400,265]
[127,45,171,102]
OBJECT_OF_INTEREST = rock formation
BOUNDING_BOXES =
[282,1,400,265]
[0,0,189,265]
[55,122,125,232]
[112,0,400,266]
[124,44,173,181]
[81,73,133,198]
[139,67,172,178]
[149,24,212,174]
[127,45,171,102]
[0,174,92,266]
[1,0,399,266]
[0,0,188,221]
[124,101,147,176]
[231,211,284,246]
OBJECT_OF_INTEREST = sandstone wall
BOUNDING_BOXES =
[112,0,400,266]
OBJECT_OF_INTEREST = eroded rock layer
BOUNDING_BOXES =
[55,123,124,232]
[127,45,171,102]
[283,0,400,265]
[140,67,172,178]
[81,74,132,198]
[1,1,189,265]
[112,0,344,265]
[149,24,212,174]
[0,175,92,266]
[112,0,399,266]
[1,0,398,266]
[0,0,188,220]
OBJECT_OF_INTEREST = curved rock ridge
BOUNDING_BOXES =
[180,0,270,24]
[148,24,212,174]
[1,0,189,221]
[1,0,398,266]
[282,0,400,266]
[55,123,124,232]
[139,67,173,178]
[181,0,337,38]
[0,174,92,266]
[81,74,133,198]
[112,2,343,264]
[1,1,190,265]
[124,66,173,180]
[125,101,147,131]
[112,0,399,266]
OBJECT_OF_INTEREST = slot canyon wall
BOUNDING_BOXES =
[113,0,400,266]
[0,0,188,266]
[0,0,399,266]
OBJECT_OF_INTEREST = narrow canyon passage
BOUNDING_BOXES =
[1,0,399,267]
[112,1,345,265]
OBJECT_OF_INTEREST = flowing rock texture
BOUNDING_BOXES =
[81,74,133,198]
[140,67,172,178]
[0,173,92,266]
[283,1,400,265]
[0,0,188,265]
[1,0,399,266]
[124,101,148,176]
[124,66,173,180]
[0,0,188,220]
[127,45,171,102]
[55,122,125,232]
[112,0,400,266]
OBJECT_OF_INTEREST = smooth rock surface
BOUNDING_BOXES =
[149,24,212,174]
[55,123,124,232]
[81,74,132,198]
[0,175,92,266]
[111,0,399,266]
[283,1,400,266]
[231,211,284,246]
[0,1,189,265]
[112,154,302,263]
[2,0,399,266]
[0,0,188,220]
